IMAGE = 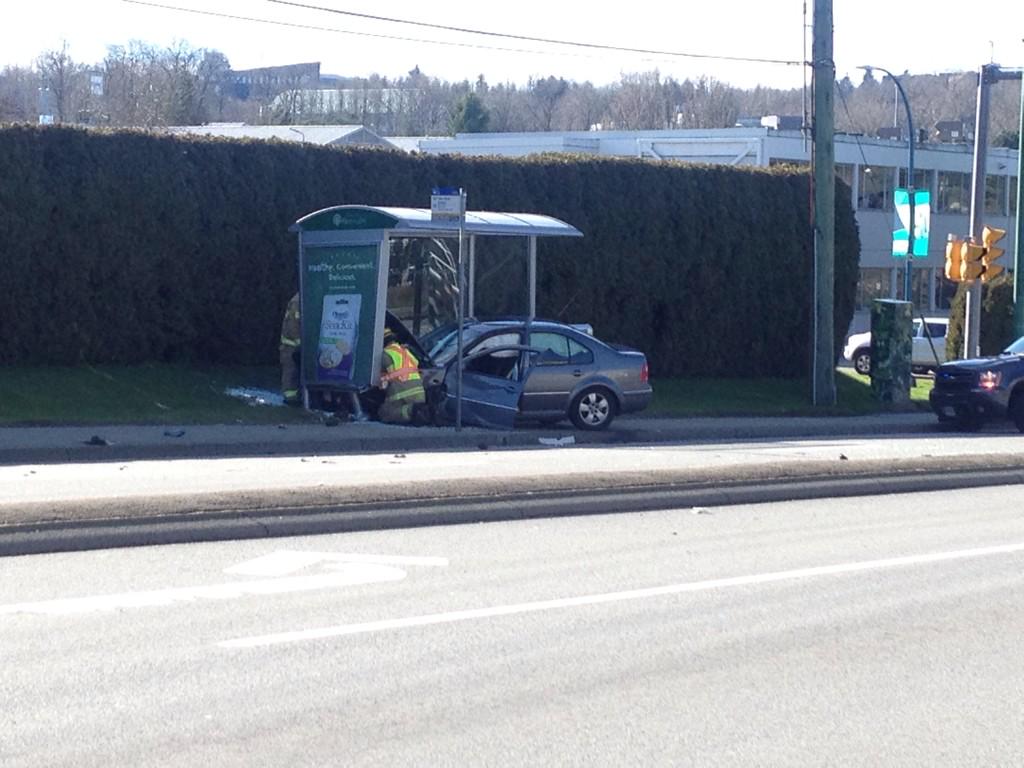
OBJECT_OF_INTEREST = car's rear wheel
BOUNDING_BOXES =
[1010,392,1024,434]
[853,348,871,375]
[570,387,616,430]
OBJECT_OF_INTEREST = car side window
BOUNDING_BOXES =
[474,333,520,354]
[529,332,570,365]
[464,350,520,379]
[927,323,947,339]
[568,338,594,365]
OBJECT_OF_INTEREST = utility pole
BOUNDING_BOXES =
[966,64,1022,357]
[1015,69,1024,340]
[965,65,993,359]
[811,0,835,406]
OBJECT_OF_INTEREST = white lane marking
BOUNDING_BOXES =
[219,540,1024,649]
[224,551,449,577]
[0,564,406,616]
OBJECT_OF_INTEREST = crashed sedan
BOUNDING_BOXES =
[414,319,652,430]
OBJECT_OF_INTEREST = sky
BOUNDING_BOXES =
[2,0,1023,90]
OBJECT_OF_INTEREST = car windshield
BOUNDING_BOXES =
[428,325,506,366]
[1003,336,1024,356]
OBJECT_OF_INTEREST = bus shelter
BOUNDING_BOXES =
[289,205,583,411]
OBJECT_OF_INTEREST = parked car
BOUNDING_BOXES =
[929,335,1024,432]
[415,319,652,430]
[843,317,949,375]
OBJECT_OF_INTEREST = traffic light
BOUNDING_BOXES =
[980,225,1007,282]
[945,235,964,281]
[960,239,986,281]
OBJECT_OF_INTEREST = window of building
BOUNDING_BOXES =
[858,165,893,210]
[890,266,933,307]
[985,175,1008,216]
[897,168,930,192]
[910,267,932,309]
[836,164,854,188]
[1010,177,1018,215]
[855,267,892,310]
[937,171,971,213]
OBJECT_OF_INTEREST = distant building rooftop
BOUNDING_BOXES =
[165,124,396,149]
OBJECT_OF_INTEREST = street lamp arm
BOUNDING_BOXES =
[858,65,914,174]
[859,64,916,303]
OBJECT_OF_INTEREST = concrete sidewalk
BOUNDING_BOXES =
[4,411,1023,556]
[0,412,941,465]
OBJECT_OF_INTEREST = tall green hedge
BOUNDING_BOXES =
[0,124,859,378]
[945,274,1016,359]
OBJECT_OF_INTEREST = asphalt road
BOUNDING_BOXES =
[4,485,1024,766]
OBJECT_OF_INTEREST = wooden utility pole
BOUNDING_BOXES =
[811,0,836,405]
[965,65,993,359]
[1013,71,1024,340]
[965,65,1022,356]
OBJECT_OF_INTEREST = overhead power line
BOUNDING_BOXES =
[266,0,804,68]
[122,0,598,60]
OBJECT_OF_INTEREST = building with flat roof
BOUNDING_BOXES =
[166,123,396,149]
[401,127,1019,335]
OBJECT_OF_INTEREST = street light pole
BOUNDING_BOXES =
[860,65,915,304]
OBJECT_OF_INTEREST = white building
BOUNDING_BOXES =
[166,123,395,149]
[400,126,1019,334]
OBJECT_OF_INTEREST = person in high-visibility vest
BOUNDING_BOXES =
[378,326,425,424]
[279,292,301,405]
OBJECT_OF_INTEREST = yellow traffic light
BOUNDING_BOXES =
[960,240,986,281]
[981,225,1007,282]
[945,235,964,281]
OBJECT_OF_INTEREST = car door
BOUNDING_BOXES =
[443,340,525,429]
[521,331,597,415]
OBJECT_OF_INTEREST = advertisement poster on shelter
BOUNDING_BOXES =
[300,245,382,389]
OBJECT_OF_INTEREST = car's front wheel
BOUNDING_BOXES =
[954,405,984,432]
[853,348,871,375]
[570,387,616,430]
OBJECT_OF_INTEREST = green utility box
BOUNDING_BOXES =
[870,299,913,404]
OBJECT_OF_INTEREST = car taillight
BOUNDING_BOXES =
[640,360,649,384]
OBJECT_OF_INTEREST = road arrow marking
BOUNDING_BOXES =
[218,540,1024,649]
[0,549,447,617]
[0,564,408,616]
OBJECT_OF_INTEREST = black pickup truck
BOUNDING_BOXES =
[930,336,1024,431]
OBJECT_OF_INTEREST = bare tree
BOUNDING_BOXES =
[36,42,85,123]
[0,66,41,122]
[556,82,610,131]
[525,76,568,131]
[103,42,161,126]
[481,83,529,132]
[609,71,673,129]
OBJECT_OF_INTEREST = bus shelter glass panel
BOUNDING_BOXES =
[387,236,459,337]
[473,237,530,317]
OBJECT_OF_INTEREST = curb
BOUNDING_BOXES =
[5,454,1024,557]
[0,413,944,466]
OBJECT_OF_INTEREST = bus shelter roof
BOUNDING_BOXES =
[291,205,583,238]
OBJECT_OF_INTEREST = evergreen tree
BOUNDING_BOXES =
[450,92,490,134]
